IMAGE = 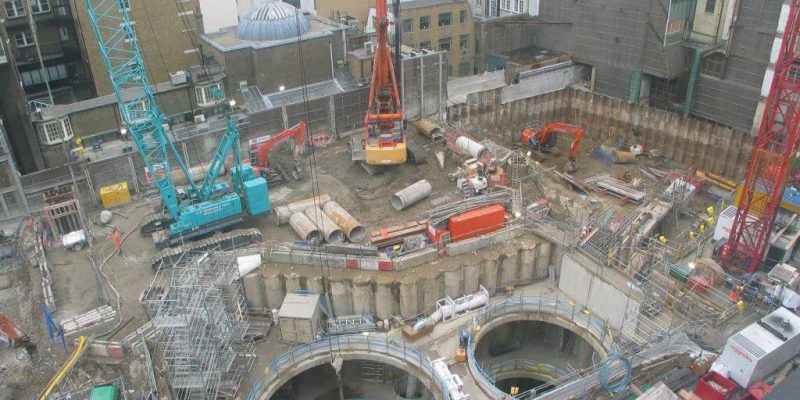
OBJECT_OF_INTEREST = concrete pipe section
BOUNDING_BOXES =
[289,212,324,245]
[391,180,432,211]
[252,335,450,400]
[274,195,331,225]
[467,296,613,399]
[304,205,345,244]
[323,201,366,242]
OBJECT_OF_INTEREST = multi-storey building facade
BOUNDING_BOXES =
[396,0,476,77]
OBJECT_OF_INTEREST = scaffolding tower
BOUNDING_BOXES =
[146,253,255,400]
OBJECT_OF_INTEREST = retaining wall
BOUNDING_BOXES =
[448,88,754,181]
[246,241,553,319]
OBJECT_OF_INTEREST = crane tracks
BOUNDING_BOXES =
[149,228,262,270]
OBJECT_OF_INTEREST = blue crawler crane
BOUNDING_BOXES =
[84,0,270,267]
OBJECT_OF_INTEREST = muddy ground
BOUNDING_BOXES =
[3,126,714,398]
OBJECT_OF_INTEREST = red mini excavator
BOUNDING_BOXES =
[521,122,585,172]
[250,122,306,186]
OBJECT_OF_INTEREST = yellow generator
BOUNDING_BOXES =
[99,182,131,209]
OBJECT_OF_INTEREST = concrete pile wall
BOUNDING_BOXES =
[447,88,754,181]
[243,242,553,319]
[558,252,642,336]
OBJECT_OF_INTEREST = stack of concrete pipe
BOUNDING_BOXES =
[273,194,331,225]
[304,205,344,244]
[277,195,366,244]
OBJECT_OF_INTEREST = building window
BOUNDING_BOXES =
[38,118,74,145]
[460,34,469,50]
[438,37,451,52]
[118,0,130,10]
[58,26,70,41]
[195,83,223,107]
[665,0,692,45]
[514,0,524,13]
[704,0,716,13]
[419,16,430,30]
[402,18,412,33]
[30,0,50,14]
[460,10,467,23]
[14,30,34,48]
[501,0,511,11]
[21,64,68,86]
[438,12,451,27]
[459,62,470,76]
[701,52,726,78]
[4,1,25,18]
[420,40,431,50]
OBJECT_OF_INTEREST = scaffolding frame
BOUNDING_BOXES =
[146,252,256,400]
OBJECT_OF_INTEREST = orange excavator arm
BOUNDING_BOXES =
[255,121,307,169]
[1,312,30,349]
[521,123,584,163]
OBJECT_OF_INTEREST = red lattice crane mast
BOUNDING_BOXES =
[363,0,407,166]
[722,0,800,273]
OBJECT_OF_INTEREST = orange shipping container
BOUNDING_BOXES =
[448,205,506,242]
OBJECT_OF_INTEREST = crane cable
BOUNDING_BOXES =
[292,8,337,355]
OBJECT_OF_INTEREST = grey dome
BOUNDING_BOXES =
[236,1,310,41]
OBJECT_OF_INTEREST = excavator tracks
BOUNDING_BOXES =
[149,228,263,270]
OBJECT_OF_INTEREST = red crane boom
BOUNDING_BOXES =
[722,0,800,272]
[363,0,406,165]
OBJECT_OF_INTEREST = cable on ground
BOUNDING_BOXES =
[598,352,632,393]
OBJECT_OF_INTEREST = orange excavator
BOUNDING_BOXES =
[251,121,306,186]
[521,122,585,172]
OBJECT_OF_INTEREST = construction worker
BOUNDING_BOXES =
[689,231,696,241]
[108,227,122,256]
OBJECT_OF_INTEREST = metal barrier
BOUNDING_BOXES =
[247,334,451,400]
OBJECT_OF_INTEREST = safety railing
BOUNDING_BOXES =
[483,359,569,383]
[247,334,451,400]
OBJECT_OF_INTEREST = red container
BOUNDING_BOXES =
[695,371,738,400]
[447,204,506,243]
[426,223,449,244]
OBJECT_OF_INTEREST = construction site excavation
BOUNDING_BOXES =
[3,1,800,400]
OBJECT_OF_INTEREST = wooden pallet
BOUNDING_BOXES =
[370,220,428,248]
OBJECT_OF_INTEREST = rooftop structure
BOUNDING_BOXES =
[237,1,311,41]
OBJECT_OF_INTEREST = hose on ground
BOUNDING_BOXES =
[598,352,632,393]
[96,211,154,338]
